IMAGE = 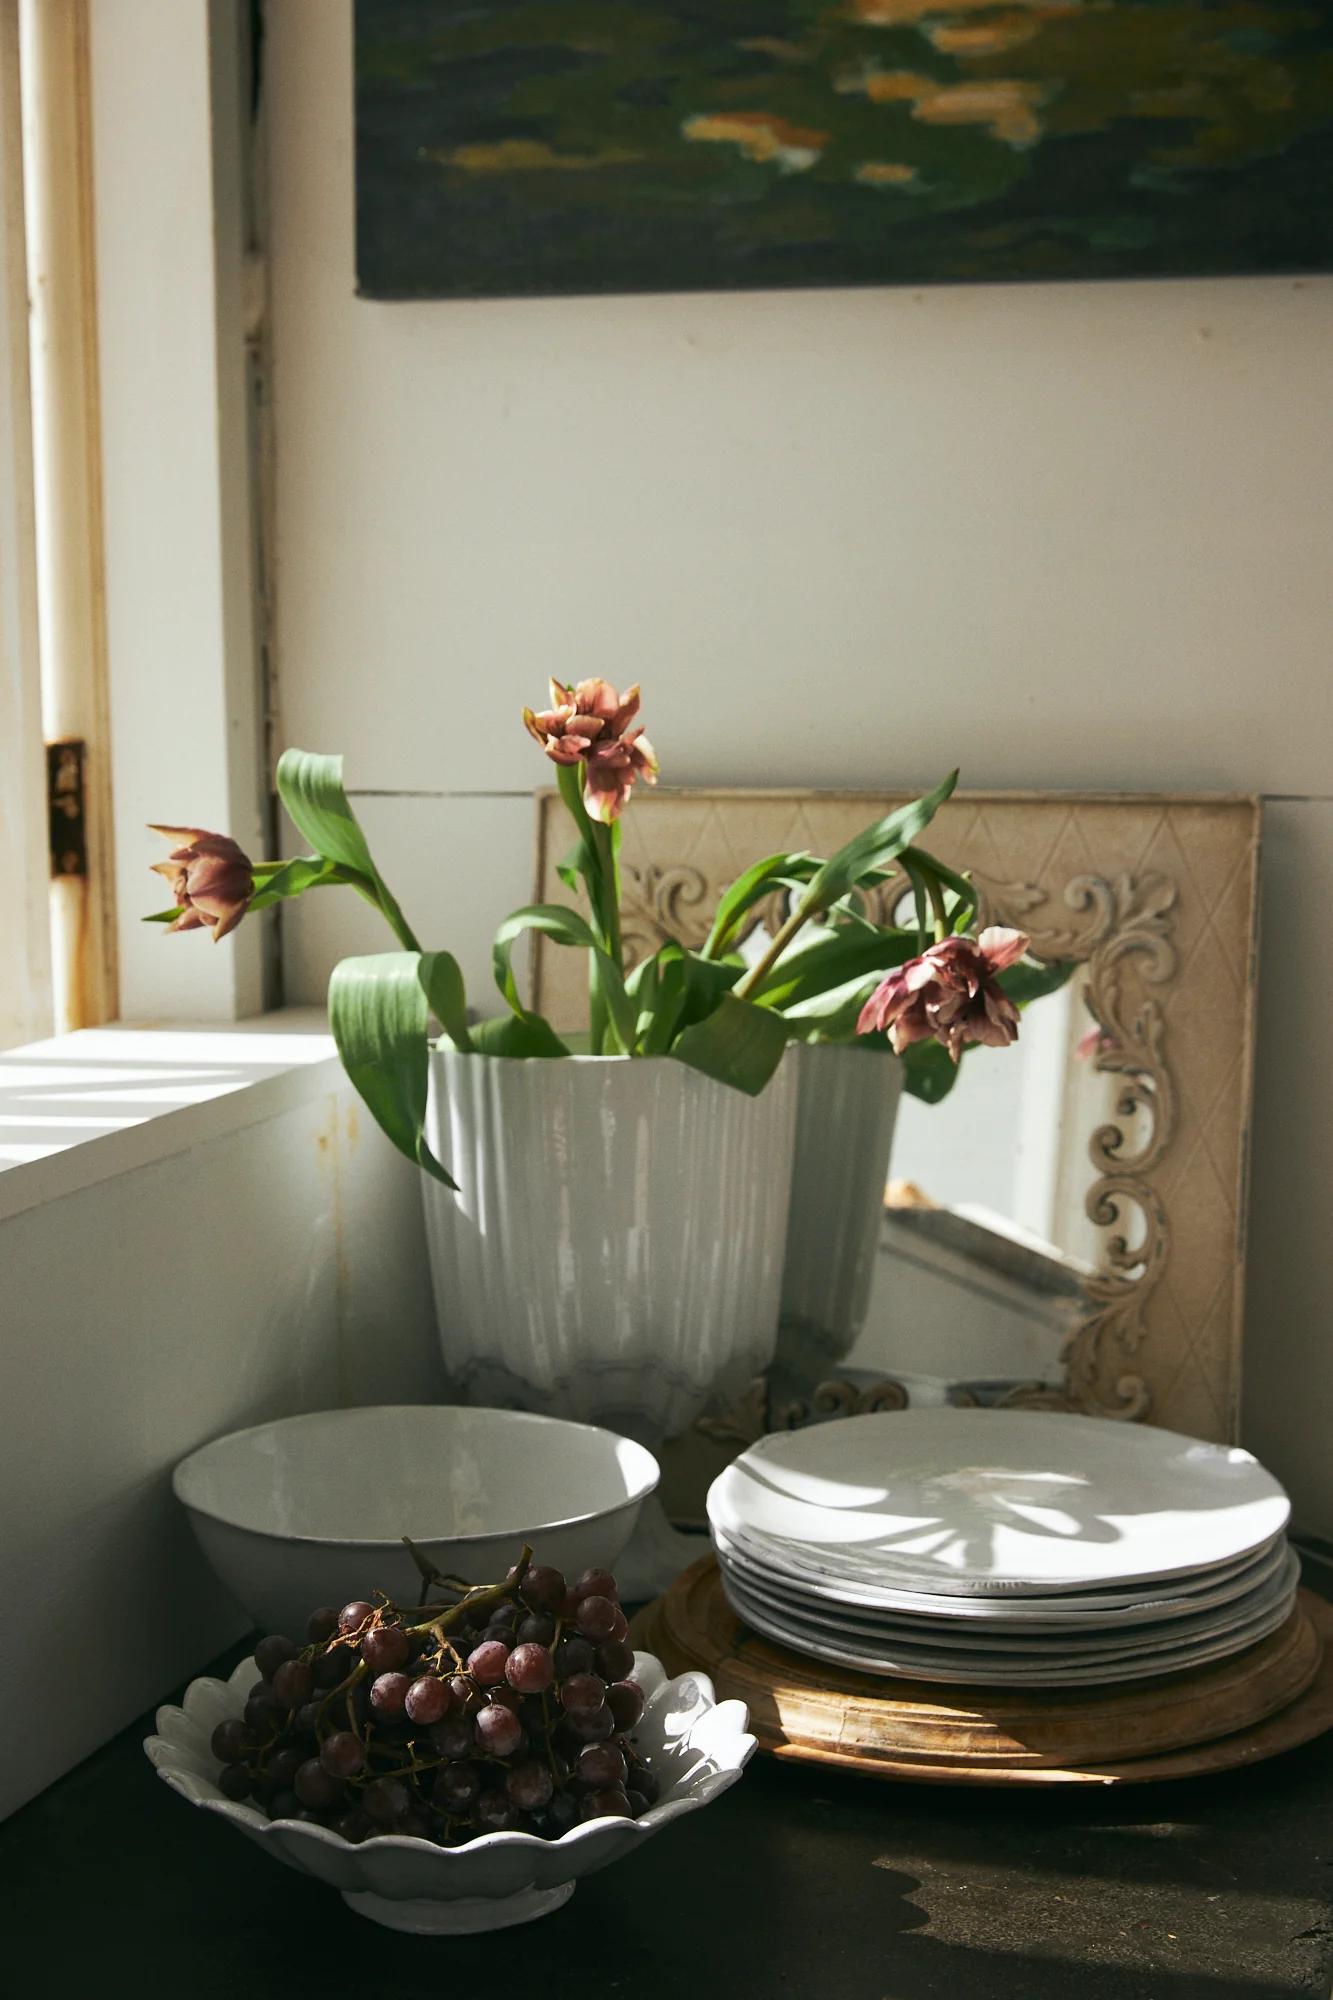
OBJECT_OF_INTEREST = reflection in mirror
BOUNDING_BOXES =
[849,968,1140,1395]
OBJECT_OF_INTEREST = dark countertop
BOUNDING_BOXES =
[5,1628,1333,1999]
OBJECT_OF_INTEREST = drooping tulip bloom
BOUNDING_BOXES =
[523,678,658,823]
[149,826,254,941]
[857,926,1030,1063]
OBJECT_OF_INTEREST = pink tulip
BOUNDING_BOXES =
[523,678,658,822]
[149,826,254,941]
[857,927,1030,1063]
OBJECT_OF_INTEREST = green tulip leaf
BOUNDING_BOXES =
[629,943,692,1054]
[493,904,636,1056]
[781,972,886,1043]
[670,992,791,1097]
[804,770,959,915]
[749,926,917,1012]
[276,749,419,950]
[998,956,1078,1007]
[419,949,473,1052]
[247,854,346,913]
[900,1038,960,1105]
[701,851,817,961]
[467,1012,572,1059]
[900,845,978,925]
[328,952,456,1187]
[276,750,378,877]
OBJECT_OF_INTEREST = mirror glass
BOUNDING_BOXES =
[847,967,1141,1394]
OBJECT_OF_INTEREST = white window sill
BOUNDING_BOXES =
[0,1010,342,1224]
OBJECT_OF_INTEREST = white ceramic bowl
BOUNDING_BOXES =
[173,1406,660,1634]
[145,1651,754,1934]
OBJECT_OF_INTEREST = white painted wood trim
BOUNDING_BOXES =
[18,0,118,1029]
[89,0,267,1023]
[0,0,52,1050]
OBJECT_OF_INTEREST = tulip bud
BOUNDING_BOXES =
[149,825,254,942]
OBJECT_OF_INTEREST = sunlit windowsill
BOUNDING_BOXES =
[0,1010,341,1225]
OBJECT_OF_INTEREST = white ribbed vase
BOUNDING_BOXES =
[777,1044,904,1380]
[422,1051,798,1448]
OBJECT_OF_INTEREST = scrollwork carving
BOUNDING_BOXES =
[793,1376,912,1425]
[934,864,1176,1425]
[619,862,712,971]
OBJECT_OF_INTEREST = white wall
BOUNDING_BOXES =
[265,3,1333,1531]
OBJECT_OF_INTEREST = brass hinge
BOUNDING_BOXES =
[47,738,88,879]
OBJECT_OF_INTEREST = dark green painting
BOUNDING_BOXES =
[354,1,1333,297]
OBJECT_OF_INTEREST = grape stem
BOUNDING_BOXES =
[314,1657,368,1735]
[401,1534,472,1601]
[403,1544,534,1646]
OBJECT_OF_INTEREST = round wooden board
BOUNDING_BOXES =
[629,1556,1332,1787]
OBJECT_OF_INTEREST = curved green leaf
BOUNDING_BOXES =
[629,943,690,1054]
[675,951,744,1033]
[701,851,816,961]
[900,846,978,926]
[750,926,917,1011]
[900,1038,959,1105]
[999,956,1077,1007]
[670,993,790,1097]
[276,749,419,950]
[419,949,473,1052]
[805,770,959,915]
[276,750,374,873]
[328,953,456,1188]
[468,1013,571,1058]
[247,854,346,913]
[782,972,886,1043]
[493,904,635,1055]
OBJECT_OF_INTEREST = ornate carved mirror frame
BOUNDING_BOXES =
[532,790,1261,1450]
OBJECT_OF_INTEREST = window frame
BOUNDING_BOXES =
[0,0,52,1051]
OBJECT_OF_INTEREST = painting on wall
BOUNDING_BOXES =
[355,1,1333,299]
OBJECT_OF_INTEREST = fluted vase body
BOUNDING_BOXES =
[422,1052,798,1446]
[776,1043,904,1383]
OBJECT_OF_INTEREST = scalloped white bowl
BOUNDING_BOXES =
[172,1406,660,1634]
[144,1650,755,1934]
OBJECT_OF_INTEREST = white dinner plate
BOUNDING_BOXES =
[708,1409,1290,1596]
[711,1521,1291,1630]
[716,1543,1299,1660]
[718,1567,1298,1686]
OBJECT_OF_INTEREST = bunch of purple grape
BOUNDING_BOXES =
[208,1551,659,1844]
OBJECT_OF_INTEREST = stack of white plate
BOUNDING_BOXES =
[706,1408,1297,1687]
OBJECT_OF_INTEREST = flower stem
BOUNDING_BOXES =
[556,760,625,1053]
[733,897,812,1001]
[926,875,950,944]
[347,876,422,954]
[592,820,623,972]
